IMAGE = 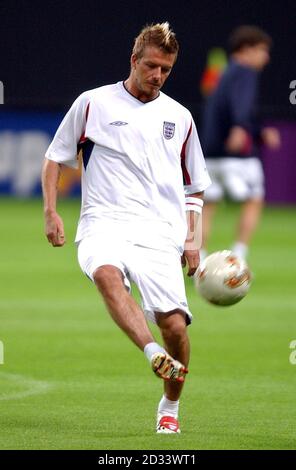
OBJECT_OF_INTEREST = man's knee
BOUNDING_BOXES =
[157,310,188,344]
[93,265,124,293]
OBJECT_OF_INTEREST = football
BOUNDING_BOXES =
[195,250,252,306]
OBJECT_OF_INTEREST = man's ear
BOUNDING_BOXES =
[131,53,138,69]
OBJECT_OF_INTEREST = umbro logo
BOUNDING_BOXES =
[109,121,128,126]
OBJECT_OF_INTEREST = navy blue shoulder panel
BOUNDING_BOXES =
[78,140,95,170]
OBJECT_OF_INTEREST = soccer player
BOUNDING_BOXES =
[42,22,211,434]
[201,25,281,260]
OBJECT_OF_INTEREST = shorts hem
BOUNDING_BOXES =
[86,263,131,292]
[143,304,193,325]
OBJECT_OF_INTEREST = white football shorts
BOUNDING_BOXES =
[204,157,265,202]
[77,229,192,325]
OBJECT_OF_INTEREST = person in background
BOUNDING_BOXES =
[200,25,281,260]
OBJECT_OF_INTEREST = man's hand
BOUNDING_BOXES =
[261,127,281,150]
[44,210,66,247]
[225,126,251,154]
[181,249,200,277]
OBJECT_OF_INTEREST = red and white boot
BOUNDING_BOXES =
[156,415,181,434]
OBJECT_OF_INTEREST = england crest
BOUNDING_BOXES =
[163,121,175,140]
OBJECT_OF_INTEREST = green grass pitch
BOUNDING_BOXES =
[0,198,295,450]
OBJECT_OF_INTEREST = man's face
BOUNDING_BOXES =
[248,43,270,70]
[131,45,177,100]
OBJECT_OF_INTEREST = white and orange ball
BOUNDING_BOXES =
[195,250,252,306]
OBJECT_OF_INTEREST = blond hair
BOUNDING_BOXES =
[132,22,179,59]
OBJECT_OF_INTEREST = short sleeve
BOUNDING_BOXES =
[181,118,211,195]
[45,92,90,169]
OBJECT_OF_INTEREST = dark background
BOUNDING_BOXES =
[1,0,295,119]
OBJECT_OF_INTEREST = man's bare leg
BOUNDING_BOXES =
[232,198,263,258]
[202,201,218,254]
[154,310,189,432]
[236,198,263,245]
[155,310,190,401]
[93,265,154,349]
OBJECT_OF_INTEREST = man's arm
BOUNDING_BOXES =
[182,192,204,277]
[41,92,90,247]
[180,115,211,275]
[226,69,257,155]
[42,158,65,247]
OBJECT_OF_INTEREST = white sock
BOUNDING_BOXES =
[199,248,207,262]
[157,394,179,419]
[231,242,248,260]
[144,342,166,363]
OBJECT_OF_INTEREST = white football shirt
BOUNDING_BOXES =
[45,81,211,252]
